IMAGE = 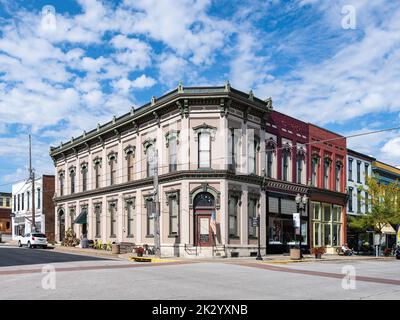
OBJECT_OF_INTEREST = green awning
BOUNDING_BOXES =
[74,211,87,224]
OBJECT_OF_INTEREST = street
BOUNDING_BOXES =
[0,246,399,300]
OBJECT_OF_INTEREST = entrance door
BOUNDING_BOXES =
[196,214,213,246]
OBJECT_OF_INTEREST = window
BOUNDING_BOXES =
[81,164,88,192]
[348,187,353,212]
[6,197,10,207]
[357,189,361,213]
[95,204,101,238]
[59,172,65,196]
[17,194,20,211]
[168,136,177,172]
[248,138,258,175]
[348,158,353,180]
[146,144,156,177]
[21,193,24,211]
[323,158,331,189]
[70,169,76,194]
[311,156,319,186]
[282,149,290,181]
[228,129,240,171]
[0,197,3,207]
[146,199,155,236]
[169,195,179,236]
[228,196,239,238]
[37,188,40,209]
[365,191,369,213]
[27,191,30,210]
[312,202,321,220]
[94,158,101,189]
[365,163,369,181]
[13,195,16,211]
[332,205,342,246]
[248,198,257,238]
[297,155,304,184]
[198,132,211,168]
[108,153,117,186]
[357,161,361,183]
[127,152,134,181]
[109,203,116,237]
[335,162,342,192]
[126,200,135,237]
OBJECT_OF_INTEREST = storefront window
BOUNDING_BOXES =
[323,205,331,222]
[332,224,341,246]
[333,205,341,222]
[312,202,321,220]
[313,202,342,248]
[313,222,321,247]
[324,223,331,246]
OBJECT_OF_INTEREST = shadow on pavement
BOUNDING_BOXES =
[0,247,112,267]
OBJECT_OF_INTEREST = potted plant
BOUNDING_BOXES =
[135,247,145,257]
[311,246,326,259]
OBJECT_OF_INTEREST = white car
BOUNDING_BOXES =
[18,233,48,249]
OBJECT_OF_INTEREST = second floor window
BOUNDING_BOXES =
[94,159,101,189]
[126,149,135,182]
[146,144,156,177]
[81,164,88,192]
[297,155,304,184]
[282,149,290,182]
[27,191,30,210]
[365,163,369,181]
[357,161,361,183]
[323,158,331,189]
[348,158,353,180]
[59,172,65,196]
[70,169,76,194]
[168,136,177,172]
[335,162,342,192]
[198,132,211,168]
[311,156,319,186]
[108,153,117,186]
[21,193,24,211]
[248,139,258,175]
[37,188,40,209]
[348,187,353,212]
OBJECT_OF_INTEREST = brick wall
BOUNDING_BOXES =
[42,175,55,241]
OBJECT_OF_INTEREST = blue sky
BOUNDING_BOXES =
[0,0,399,191]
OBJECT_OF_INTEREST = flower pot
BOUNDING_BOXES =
[315,253,322,259]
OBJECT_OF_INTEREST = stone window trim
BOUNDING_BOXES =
[266,138,277,153]
[165,189,180,205]
[68,166,76,175]
[93,202,102,211]
[124,197,136,209]
[281,142,292,157]
[311,151,321,162]
[297,146,307,157]
[107,151,118,163]
[93,157,102,167]
[124,145,136,158]
[248,192,261,208]
[228,189,243,206]
[108,200,117,210]
[143,194,154,207]
[193,123,217,142]
[189,184,220,209]
[58,169,65,177]
[324,155,332,166]
[143,138,156,154]
[80,162,88,172]
[165,130,180,147]
[335,159,343,168]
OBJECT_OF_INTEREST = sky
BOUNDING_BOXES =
[0,0,399,192]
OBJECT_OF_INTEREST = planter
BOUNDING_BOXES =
[112,244,120,254]
[290,248,301,260]
[315,253,322,259]
[137,252,143,257]
[102,244,107,250]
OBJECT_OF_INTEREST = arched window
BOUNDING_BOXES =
[124,146,135,182]
[146,144,156,177]
[69,167,76,194]
[93,157,102,189]
[107,152,117,186]
[166,130,179,172]
[81,163,88,192]
[59,171,65,196]
[282,144,291,182]
[194,192,215,208]
[266,139,276,178]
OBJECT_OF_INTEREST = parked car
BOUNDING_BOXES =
[18,233,48,249]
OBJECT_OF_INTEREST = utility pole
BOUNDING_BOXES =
[29,135,36,232]
[153,149,161,258]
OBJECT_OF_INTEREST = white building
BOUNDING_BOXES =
[346,149,375,248]
[11,175,55,240]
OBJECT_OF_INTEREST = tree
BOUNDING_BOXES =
[349,176,400,253]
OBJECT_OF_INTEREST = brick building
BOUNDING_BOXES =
[0,192,12,235]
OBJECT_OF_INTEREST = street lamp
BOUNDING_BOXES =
[295,193,308,259]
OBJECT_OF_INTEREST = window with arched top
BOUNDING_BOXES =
[194,192,215,208]
[282,144,291,182]
[266,139,277,178]
[124,146,135,182]
[81,163,88,192]
[93,157,102,189]
[107,152,117,186]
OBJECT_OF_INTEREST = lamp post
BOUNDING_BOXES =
[295,193,308,259]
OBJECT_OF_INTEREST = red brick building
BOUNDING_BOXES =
[265,111,309,253]
[0,192,12,235]
[307,124,347,253]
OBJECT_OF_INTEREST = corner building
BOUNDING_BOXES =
[50,84,273,257]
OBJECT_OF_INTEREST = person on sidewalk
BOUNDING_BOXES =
[341,243,353,256]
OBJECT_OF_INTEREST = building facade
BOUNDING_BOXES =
[308,124,347,254]
[265,111,309,254]
[371,160,400,249]
[0,192,12,234]
[11,175,55,241]
[346,149,375,250]
[50,84,274,257]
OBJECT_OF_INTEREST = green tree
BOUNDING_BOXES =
[349,176,400,252]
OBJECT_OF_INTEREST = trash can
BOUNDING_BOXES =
[112,244,120,254]
[290,248,301,260]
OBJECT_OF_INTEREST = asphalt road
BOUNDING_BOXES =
[0,246,111,267]
[1,246,400,299]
